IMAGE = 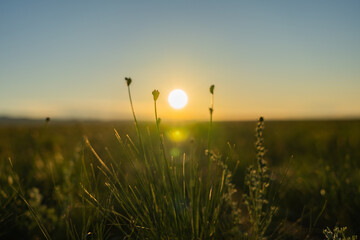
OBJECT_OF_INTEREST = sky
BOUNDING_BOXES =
[1,1,359,121]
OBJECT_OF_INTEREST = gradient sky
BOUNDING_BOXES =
[1,1,359,121]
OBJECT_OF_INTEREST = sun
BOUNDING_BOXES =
[168,89,188,109]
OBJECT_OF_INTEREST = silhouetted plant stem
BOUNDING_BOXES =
[206,85,215,217]
[125,77,147,162]
[152,90,175,191]
[152,89,180,231]
[207,85,215,154]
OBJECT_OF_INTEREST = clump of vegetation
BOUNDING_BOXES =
[243,117,278,239]
[323,226,357,240]
[81,79,241,239]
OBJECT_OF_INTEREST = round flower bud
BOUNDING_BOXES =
[125,77,132,86]
[152,89,160,101]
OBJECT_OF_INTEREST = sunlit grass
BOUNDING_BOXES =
[0,78,359,239]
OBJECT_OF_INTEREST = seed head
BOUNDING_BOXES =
[125,77,132,86]
[45,117,50,122]
[210,85,215,94]
[152,89,160,101]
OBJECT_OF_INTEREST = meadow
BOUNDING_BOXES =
[0,83,359,240]
[1,117,359,239]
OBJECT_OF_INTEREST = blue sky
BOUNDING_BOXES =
[1,1,359,120]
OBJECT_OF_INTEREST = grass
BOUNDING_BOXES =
[78,80,241,239]
[0,79,359,239]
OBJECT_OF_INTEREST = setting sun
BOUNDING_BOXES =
[168,89,188,109]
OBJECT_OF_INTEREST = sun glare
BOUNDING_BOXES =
[168,89,188,109]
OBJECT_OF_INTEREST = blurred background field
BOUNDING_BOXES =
[1,119,359,239]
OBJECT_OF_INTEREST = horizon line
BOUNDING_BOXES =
[1,115,360,123]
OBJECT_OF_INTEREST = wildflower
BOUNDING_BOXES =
[210,85,215,94]
[152,89,160,101]
[125,77,132,86]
